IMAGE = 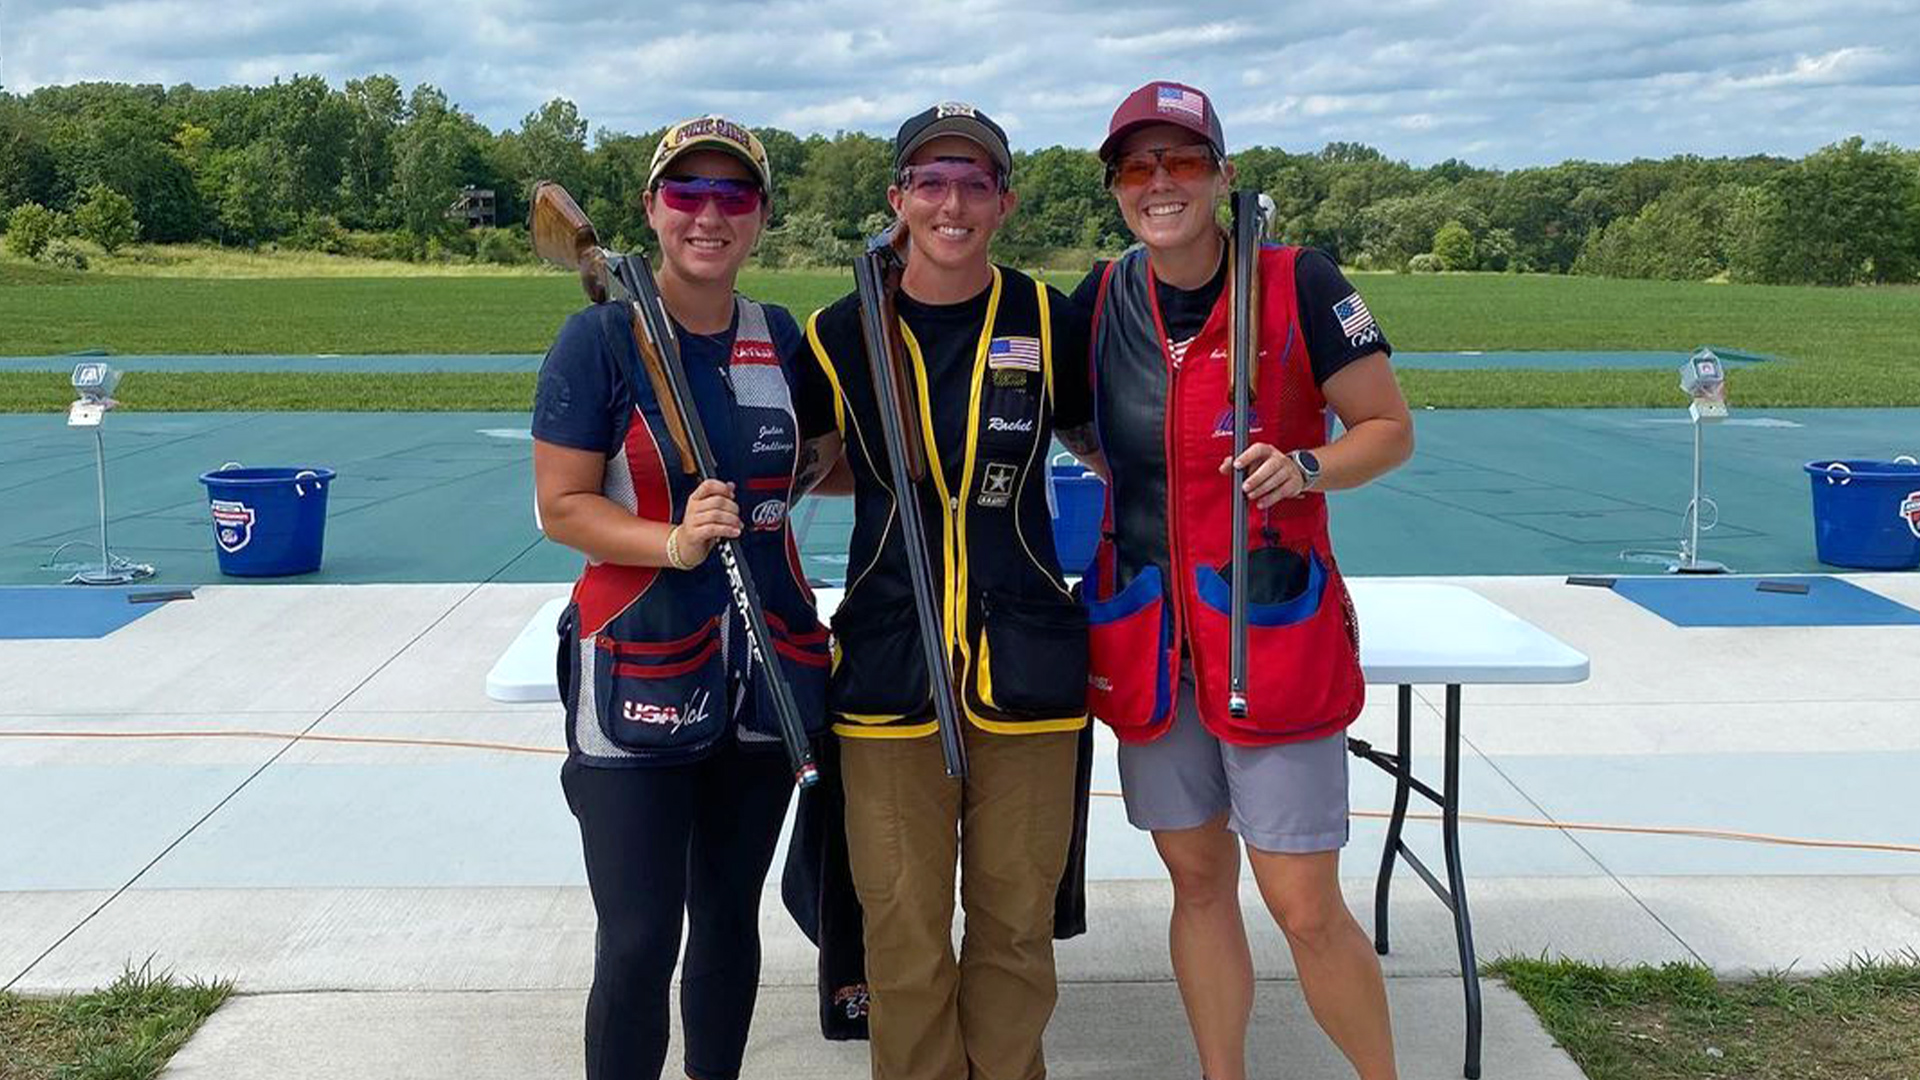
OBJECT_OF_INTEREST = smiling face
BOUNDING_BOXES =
[643,149,768,288]
[1109,124,1233,255]
[887,134,1016,277]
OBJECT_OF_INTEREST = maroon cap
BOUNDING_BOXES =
[1098,81,1225,162]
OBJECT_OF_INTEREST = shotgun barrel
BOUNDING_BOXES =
[852,228,967,779]
[1227,190,1268,720]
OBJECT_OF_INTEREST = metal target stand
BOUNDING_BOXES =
[60,362,155,586]
[1622,348,1733,575]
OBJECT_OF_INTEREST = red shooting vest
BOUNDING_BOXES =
[1083,244,1363,747]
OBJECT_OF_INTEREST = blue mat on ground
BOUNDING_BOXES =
[0,586,176,639]
[1609,575,1920,627]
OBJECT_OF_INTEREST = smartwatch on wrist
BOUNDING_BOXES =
[1288,449,1322,491]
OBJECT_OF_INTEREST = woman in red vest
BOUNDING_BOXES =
[1072,83,1414,1080]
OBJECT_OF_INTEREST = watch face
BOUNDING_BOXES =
[1296,450,1320,475]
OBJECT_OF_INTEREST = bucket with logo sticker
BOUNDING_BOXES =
[197,464,336,576]
[1048,453,1106,573]
[1803,456,1920,570]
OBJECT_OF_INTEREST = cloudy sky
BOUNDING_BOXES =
[6,0,1917,167]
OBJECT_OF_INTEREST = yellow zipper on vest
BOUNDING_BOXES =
[897,268,1002,730]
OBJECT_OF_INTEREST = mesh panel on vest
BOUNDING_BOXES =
[603,445,639,513]
[573,633,640,760]
[729,299,790,411]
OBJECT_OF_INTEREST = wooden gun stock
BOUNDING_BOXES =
[529,181,695,473]
[872,245,928,482]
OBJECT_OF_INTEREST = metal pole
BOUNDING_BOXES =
[1688,420,1702,568]
[95,428,111,577]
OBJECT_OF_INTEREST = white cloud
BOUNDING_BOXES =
[4,0,1916,167]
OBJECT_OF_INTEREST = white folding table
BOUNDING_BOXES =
[1342,581,1589,1079]
[487,580,1589,1078]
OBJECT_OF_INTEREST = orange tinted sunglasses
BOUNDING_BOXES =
[1106,144,1219,189]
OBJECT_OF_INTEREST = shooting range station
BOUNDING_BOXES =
[3,356,1918,1079]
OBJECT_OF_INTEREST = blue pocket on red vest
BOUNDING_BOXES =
[1082,559,1172,734]
[1187,549,1363,742]
[591,616,729,756]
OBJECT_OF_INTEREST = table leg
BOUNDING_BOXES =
[1373,684,1414,954]
[1442,684,1483,1079]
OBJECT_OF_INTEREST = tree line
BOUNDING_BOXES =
[3,77,1917,285]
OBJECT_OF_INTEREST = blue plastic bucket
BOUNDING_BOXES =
[197,465,336,576]
[1049,459,1106,573]
[1803,457,1920,570]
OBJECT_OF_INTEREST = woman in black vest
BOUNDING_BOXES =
[792,103,1098,1080]
[531,116,830,1080]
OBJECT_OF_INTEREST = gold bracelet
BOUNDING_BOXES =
[665,525,690,571]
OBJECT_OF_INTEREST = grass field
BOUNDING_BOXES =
[0,965,231,1080]
[3,251,1917,410]
[1492,955,1920,1080]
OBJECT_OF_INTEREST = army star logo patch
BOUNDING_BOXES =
[977,462,1019,508]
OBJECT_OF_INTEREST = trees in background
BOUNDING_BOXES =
[0,78,1915,284]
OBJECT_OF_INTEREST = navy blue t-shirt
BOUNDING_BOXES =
[532,301,808,471]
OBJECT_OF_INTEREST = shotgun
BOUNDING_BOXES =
[1226,190,1271,720]
[851,225,967,779]
[529,181,820,789]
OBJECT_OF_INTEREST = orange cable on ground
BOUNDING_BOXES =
[4,729,1917,856]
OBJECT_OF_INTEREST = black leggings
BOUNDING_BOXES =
[561,744,794,1080]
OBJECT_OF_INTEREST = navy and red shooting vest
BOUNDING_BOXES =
[559,298,829,767]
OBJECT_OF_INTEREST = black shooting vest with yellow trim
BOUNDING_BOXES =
[804,266,1088,739]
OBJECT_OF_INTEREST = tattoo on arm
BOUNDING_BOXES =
[793,435,841,497]
[1057,422,1101,460]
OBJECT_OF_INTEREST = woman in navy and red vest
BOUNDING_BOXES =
[1070,83,1415,1080]
[531,116,830,1080]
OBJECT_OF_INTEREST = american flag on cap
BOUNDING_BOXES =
[1156,84,1207,122]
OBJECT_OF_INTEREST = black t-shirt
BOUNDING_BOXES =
[1069,246,1389,386]
[533,301,807,460]
[794,276,1093,464]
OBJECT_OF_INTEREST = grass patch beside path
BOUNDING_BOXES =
[0,965,232,1080]
[1491,955,1920,1080]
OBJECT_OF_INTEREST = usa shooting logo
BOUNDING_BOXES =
[1210,407,1265,439]
[1902,490,1920,540]
[210,499,255,553]
[752,499,789,531]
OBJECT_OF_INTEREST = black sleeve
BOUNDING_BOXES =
[768,303,833,441]
[1068,263,1109,315]
[1294,248,1392,387]
[793,296,860,441]
[531,306,625,454]
[1048,284,1094,430]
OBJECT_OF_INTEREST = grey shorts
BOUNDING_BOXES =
[1116,677,1350,854]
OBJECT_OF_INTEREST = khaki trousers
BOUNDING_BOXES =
[841,721,1079,1080]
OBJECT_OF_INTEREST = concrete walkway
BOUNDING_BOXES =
[4,576,1920,1077]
